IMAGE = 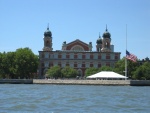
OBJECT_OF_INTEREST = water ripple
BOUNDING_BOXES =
[0,85,149,113]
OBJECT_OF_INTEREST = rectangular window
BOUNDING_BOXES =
[62,53,66,59]
[111,54,115,60]
[54,53,58,59]
[82,55,85,59]
[86,63,90,68]
[45,52,49,58]
[115,56,118,60]
[74,54,77,59]
[98,55,101,59]
[44,61,49,67]
[86,53,90,59]
[93,53,98,59]
[106,56,110,59]
[101,54,105,59]
[74,64,77,67]
[66,54,69,59]
[70,53,74,59]
[53,62,58,66]
[58,54,61,58]
[78,63,82,68]
[78,53,82,59]
[98,64,101,68]
[90,64,93,67]
[90,54,93,59]
[94,63,98,68]
[62,63,66,67]
[50,54,53,59]
[70,63,74,68]
[82,64,85,67]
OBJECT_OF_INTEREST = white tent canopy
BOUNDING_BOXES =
[87,71,128,79]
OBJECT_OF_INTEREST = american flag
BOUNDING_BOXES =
[126,50,137,62]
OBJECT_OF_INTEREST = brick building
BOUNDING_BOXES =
[38,26,121,78]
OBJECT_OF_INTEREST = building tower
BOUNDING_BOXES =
[101,25,111,52]
[88,42,93,51]
[43,25,53,51]
[96,33,102,52]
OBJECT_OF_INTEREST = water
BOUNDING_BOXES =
[0,84,149,113]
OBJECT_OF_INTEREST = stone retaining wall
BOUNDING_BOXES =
[33,79,150,86]
[0,79,33,84]
[33,79,129,85]
[0,79,150,86]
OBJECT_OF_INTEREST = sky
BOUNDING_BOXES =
[0,0,150,59]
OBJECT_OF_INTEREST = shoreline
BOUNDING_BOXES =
[0,79,150,86]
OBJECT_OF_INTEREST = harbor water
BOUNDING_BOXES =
[0,84,149,113]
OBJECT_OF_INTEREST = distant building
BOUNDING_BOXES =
[38,26,121,78]
[138,57,150,65]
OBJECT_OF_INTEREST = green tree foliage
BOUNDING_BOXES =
[46,66,61,79]
[114,58,125,75]
[133,62,150,80]
[114,57,138,78]
[85,67,99,77]
[61,66,78,78]
[4,52,16,78]
[15,48,38,79]
[0,52,5,78]
[99,66,114,71]
[0,48,38,79]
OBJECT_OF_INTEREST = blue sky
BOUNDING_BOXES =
[0,0,150,59]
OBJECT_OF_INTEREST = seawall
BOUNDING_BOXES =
[0,79,150,86]
[33,79,150,86]
[0,79,33,84]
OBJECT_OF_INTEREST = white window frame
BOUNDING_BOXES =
[93,53,98,59]
[86,53,90,59]
[70,53,74,59]
[45,52,49,58]
[54,53,58,59]
[94,63,98,68]
[86,62,90,68]
[44,61,49,67]
[78,53,82,59]
[62,53,66,59]
[53,62,58,66]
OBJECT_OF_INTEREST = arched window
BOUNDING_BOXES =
[71,45,84,51]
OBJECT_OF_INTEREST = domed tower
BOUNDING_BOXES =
[101,25,111,52]
[43,24,53,51]
[96,33,102,52]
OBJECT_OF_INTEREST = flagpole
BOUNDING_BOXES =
[125,24,127,80]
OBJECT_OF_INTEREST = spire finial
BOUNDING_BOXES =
[99,32,101,38]
[106,24,108,31]
[47,23,49,30]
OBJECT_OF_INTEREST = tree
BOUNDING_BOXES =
[85,67,99,77]
[46,66,61,79]
[14,48,38,79]
[133,62,150,80]
[114,58,126,75]
[0,52,16,78]
[0,48,38,79]
[0,52,4,78]
[99,66,114,71]
[4,52,16,78]
[61,66,78,78]
[114,57,138,78]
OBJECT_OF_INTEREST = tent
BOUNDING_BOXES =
[86,71,128,79]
